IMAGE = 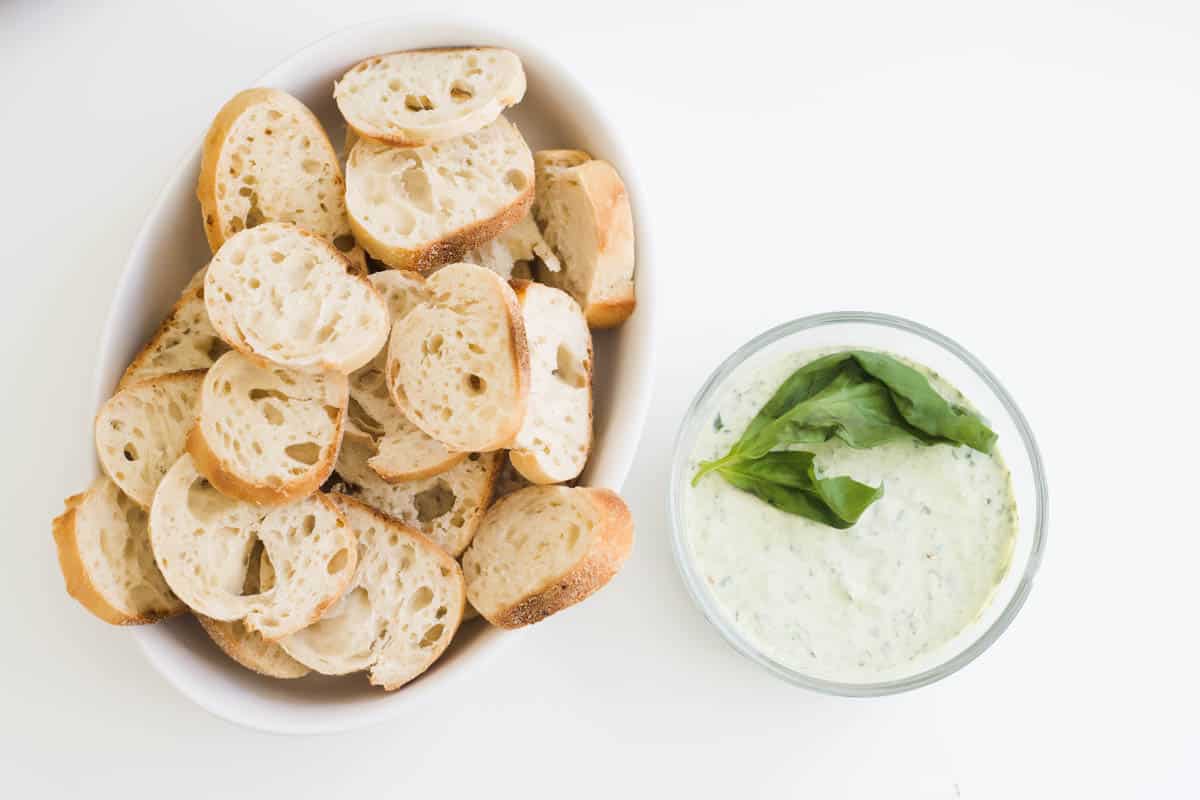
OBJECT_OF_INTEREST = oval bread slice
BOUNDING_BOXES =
[334,48,526,147]
[508,282,593,484]
[189,351,348,507]
[52,477,185,625]
[278,494,465,690]
[462,486,633,628]
[95,371,204,507]
[348,271,464,481]
[332,432,500,557]
[345,117,534,272]
[197,88,366,272]
[118,269,229,390]
[204,222,389,373]
[387,262,529,453]
[533,150,636,328]
[149,455,357,639]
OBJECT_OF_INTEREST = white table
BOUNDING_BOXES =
[2,1,1196,796]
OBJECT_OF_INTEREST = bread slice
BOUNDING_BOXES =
[347,271,464,481]
[533,150,636,328]
[188,351,347,507]
[118,269,229,390]
[277,494,465,689]
[197,87,366,272]
[149,454,357,639]
[334,48,526,147]
[204,222,389,373]
[461,212,560,279]
[462,486,632,628]
[331,432,500,557]
[195,541,309,678]
[508,282,593,484]
[95,371,204,508]
[52,477,185,625]
[345,117,534,272]
[386,262,529,452]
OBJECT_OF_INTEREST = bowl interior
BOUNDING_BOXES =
[94,18,655,733]
[669,312,1046,695]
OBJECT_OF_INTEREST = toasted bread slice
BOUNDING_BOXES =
[149,455,357,639]
[386,263,529,452]
[345,117,534,272]
[508,282,592,484]
[52,477,185,625]
[461,212,560,279]
[197,87,366,272]
[533,150,636,328]
[462,486,632,628]
[118,269,229,390]
[331,433,500,557]
[334,48,525,147]
[278,494,465,689]
[188,351,347,507]
[95,371,204,507]
[347,271,464,481]
[204,222,389,373]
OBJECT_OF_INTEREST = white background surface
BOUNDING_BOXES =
[1,0,1196,797]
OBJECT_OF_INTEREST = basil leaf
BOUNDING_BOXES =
[716,451,883,529]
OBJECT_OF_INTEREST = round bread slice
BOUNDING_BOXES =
[278,494,465,690]
[334,48,526,147]
[347,271,464,481]
[331,433,500,557]
[118,268,230,390]
[462,486,633,629]
[95,371,204,507]
[533,150,636,328]
[508,282,593,484]
[189,351,347,507]
[52,477,185,625]
[195,541,309,678]
[345,117,534,272]
[204,222,389,373]
[197,87,366,272]
[386,262,529,453]
[149,455,357,639]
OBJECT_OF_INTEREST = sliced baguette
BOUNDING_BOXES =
[345,117,534,272]
[533,150,636,328]
[334,48,526,147]
[149,454,357,639]
[52,477,184,625]
[462,486,632,628]
[204,222,389,373]
[188,351,347,507]
[332,432,500,557]
[197,87,366,272]
[347,271,464,481]
[278,494,465,689]
[386,262,529,452]
[508,282,592,484]
[461,212,560,279]
[118,269,229,390]
[95,371,204,508]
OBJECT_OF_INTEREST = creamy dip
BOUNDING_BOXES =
[684,350,1017,683]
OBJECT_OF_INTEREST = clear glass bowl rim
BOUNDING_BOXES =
[667,311,1049,696]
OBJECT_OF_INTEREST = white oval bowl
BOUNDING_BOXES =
[93,17,656,735]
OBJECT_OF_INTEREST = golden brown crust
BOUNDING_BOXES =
[349,183,534,273]
[582,294,637,329]
[197,88,347,254]
[196,614,310,679]
[483,488,633,629]
[499,272,532,451]
[116,273,214,392]
[51,489,183,626]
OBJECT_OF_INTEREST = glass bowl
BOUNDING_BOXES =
[668,311,1048,696]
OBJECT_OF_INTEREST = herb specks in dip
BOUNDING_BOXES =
[684,350,1018,683]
